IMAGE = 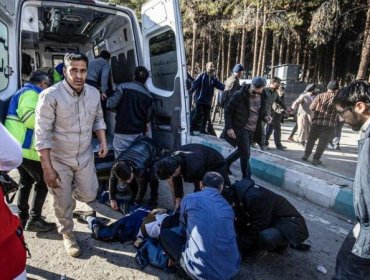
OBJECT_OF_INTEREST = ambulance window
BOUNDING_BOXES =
[52,55,64,67]
[149,30,177,92]
[0,20,8,92]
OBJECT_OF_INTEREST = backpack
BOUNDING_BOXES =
[219,90,231,108]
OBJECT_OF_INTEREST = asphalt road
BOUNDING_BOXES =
[7,166,353,280]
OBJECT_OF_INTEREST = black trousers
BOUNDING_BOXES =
[258,227,289,251]
[224,129,254,179]
[191,103,212,133]
[17,158,48,221]
[333,227,370,280]
[304,124,335,160]
[128,168,159,205]
[265,119,283,148]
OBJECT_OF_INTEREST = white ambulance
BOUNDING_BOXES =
[0,0,199,174]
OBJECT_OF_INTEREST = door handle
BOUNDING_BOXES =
[4,66,13,78]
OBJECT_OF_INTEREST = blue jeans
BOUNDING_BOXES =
[333,227,370,280]
[88,208,150,242]
[258,227,289,251]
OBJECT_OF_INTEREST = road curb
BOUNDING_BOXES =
[190,136,355,220]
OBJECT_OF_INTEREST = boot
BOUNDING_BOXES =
[63,232,81,257]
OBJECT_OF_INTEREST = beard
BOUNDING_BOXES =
[349,111,365,131]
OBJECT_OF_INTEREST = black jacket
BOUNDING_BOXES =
[232,179,309,250]
[109,136,161,200]
[107,81,153,135]
[224,84,268,131]
[172,144,230,197]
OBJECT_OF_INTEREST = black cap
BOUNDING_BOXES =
[327,80,339,91]
[305,83,316,92]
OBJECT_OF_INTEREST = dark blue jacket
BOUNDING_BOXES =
[190,72,224,105]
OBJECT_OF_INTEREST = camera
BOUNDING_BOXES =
[0,171,19,196]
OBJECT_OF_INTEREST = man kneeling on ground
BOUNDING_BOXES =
[159,172,240,280]
[154,144,231,210]
[109,136,163,210]
[227,178,309,256]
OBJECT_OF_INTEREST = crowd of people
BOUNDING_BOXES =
[0,51,369,280]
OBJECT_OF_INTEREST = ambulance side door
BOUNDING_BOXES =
[141,0,189,150]
[0,0,19,123]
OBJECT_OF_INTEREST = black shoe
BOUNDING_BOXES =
[290,243,311,251]
[276,145,287,150]
[302,155,308,161]
[312,159,323,166]
[73,210,96,223]
[20,218,28,229]
[25,218,56,232]
[336,145,341,150]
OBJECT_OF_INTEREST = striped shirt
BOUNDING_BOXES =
[310,91,338,127]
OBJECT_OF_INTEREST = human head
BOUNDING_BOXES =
[327,80,339,92]
[270,76,281,90]
[99,50,111,60]
[277,83,285,97]
[232,64,244,78]
[200,172,224,192]
[63,52,89,93]
[250,76,267,95]
[154,156,181,180]
[133,66,149,84]
[206,62,215,75]
[29,70,50,90]
[305,83,316,93]
[113,161,134,183]
[333,80,370,131]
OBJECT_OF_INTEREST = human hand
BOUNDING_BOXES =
[110,199,118,210]
[227,129,236,139]
[101,93,108,101]
[43,168,61,189]
[98,142,108,158]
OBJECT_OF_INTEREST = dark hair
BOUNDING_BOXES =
[271,77,281,84]
[113,161,132,182]
[154,156,179,180]
[134,66,149,84]
[29,70,49,85]
[64,52,89,68]
[100,50,111,60]
[333,80,370,108]
[202,172,224,189]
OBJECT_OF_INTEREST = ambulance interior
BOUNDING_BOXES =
[19,3,139,171]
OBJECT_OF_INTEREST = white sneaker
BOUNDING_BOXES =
[63,232,81,257]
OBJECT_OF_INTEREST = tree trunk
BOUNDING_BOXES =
[240,28,247,66]
[216,37,221,78]
[207,34,212,62]
[306,51,312,82]
[191,20,197,77]
[356,1,370,80]
[221,34,225,81]
[301,41,308,81]
[236,34,241,65]
[252,4,260,76]
[294,36,301,65]
[201,32,206,72]
[257,6,267,76]
[278,34,284,65]
[331,38,337,81]
[285,34,291,64]
[312,47,323,83]
[259,30,267,76]
[271,32,276,76]
[226,32,233,76]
